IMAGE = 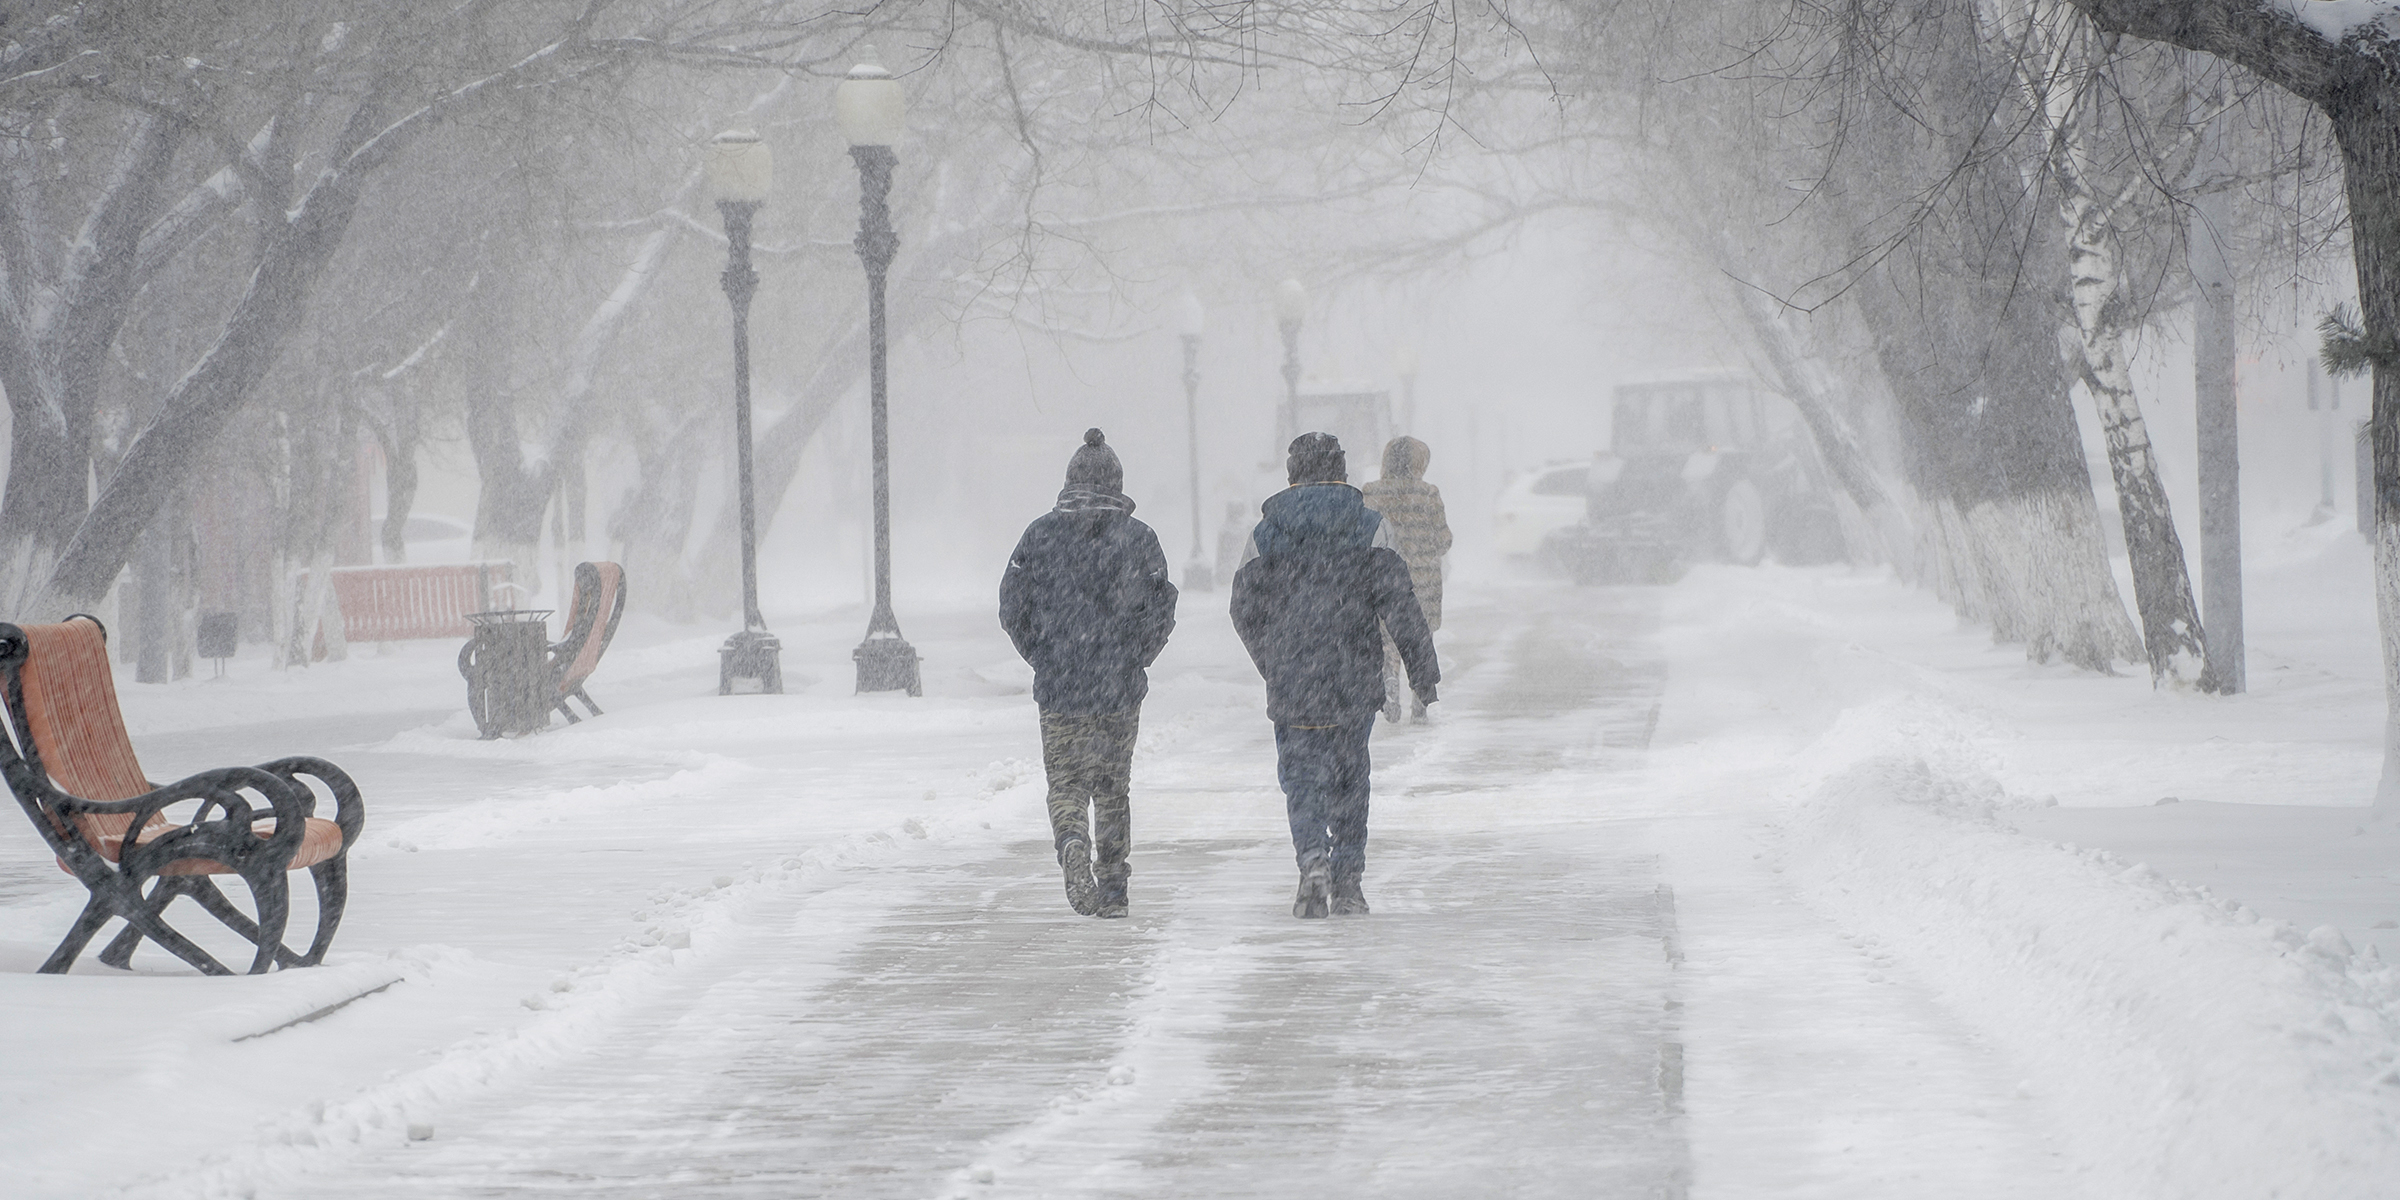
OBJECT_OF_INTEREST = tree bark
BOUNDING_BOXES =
[376,396,422,564]
[2064,185,2211,685]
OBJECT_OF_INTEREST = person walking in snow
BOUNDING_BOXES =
[1360,435,1453,724]
[1231,432,1439,919]
[1000,429,1179,919]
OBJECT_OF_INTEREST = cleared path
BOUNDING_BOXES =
[284,587,1687,1198]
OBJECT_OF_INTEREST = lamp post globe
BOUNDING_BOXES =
[1175,291,1211,591]
[706,129,782,695]
[842,47,921,696]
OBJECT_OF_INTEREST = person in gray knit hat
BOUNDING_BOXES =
[999,429,1179,917]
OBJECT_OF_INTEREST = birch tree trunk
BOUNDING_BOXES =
[2063,185,2211,684]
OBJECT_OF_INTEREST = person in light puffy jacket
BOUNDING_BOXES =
[1000,429,1178,918]
[1361,436,1452,723]
[1231,432,1438,919]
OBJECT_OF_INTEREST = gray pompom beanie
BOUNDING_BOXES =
[1065,428,1124,492]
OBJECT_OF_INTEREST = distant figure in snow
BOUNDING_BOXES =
[1231,432,1439,919]
[1000,429,1179,918]
[1361,436,1453,724]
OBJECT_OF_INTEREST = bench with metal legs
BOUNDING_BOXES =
[0,616,365,976]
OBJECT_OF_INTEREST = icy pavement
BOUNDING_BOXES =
[19,566,2391,1196]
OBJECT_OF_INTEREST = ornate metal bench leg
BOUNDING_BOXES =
[97,919,144,969]
[242,868,291,974]
[459,642,497,739]
[554,698,581,725]
[127,904,236,976]
[184,877,305,969]
[39,894,116,974]
[99,876,187,968]
[297,857,348,967]
[95,878,240,975]
[575,687,602,718]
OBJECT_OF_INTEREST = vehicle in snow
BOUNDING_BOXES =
[1493,461,1595,560]
[1543,371,1844,584]
[1276,386,1392,469]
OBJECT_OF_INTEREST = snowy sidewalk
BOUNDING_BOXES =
[3,565,2391,1196]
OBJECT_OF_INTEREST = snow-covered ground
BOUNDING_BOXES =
[2,540,2396,1197]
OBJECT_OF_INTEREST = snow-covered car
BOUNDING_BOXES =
[1493,461,1593,561]
[1545,372,1844,584]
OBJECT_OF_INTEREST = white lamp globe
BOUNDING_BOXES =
[836,47,907,147]
[705,129,771,204]
[1176,292,1206,338]
[1274,278,1308,324]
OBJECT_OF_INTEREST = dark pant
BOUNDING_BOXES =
[1273,720,1373,880]
[1039,709,1138,880]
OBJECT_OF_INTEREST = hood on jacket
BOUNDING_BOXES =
[1286,432,1346,485]
[1253,481,1381,559]
[1381,436,1430,481]
[1053,486,1135,534]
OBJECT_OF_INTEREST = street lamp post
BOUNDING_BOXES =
[1394,342,1419,435]
[1275,279,1306,441]
[840,48,921,696]
[1177,292,1212,592]
[706,129,783,695]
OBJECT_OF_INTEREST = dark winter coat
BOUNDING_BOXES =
[1231,482,1439,726]
[1360,436,1453,630]
[1000,489,1179,715]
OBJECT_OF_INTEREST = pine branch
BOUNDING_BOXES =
[2318,303,2394,377]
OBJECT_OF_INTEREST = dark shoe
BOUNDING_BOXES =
[1408,698,1429,724]
[1331,876,1370,916]
[1293,859,1331,919]
[1059,839,1099,916]
[1095,869,1128,919]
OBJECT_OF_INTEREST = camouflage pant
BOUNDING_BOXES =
[1038,709,1139,880]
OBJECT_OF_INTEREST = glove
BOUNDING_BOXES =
[1415,685,1438,708]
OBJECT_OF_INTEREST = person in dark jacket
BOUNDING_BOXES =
[1231,432,1438,919]
[1000,429,1178,918]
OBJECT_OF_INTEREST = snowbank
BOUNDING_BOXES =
[1652,562,2400,1197]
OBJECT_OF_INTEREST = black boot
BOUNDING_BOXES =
[1095,865,1128,919]
[1331,873,1369,916]
[1293,855,1331,919]
[1058,838,1099,916]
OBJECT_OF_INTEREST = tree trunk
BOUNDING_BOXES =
[377,396,421,564]
[2062,185,2210,684]
[1736,289,1918,568]
[1857,245,2143,671]
[2332,107,2400,817]
[465,379,550,599]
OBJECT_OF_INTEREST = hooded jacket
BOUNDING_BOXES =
[1231,482,1439,725]
[1000,488,1178,715]
[1359,436,1454,629]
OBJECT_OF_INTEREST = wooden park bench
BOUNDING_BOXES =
[0,615,365,975]
[329,561,515,642]
[549,561,626,724]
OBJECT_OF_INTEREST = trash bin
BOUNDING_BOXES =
[459,609,553,739]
